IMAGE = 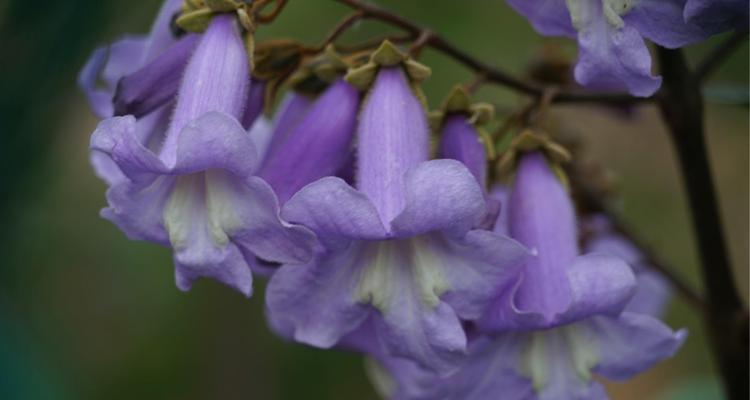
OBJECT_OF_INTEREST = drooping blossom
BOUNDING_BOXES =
[90,15,316,297]
[505,0,728,96]
[582,214,672,317]
[265,43,528,373]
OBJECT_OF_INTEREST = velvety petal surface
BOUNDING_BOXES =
[625,0,712,48]
[574,2,661,97]
[391,159,487,238]
[505,0,577,36]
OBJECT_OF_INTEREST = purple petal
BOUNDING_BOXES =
[228,177,317,265]
[436,230,528,320]
[247,116,274,161]
[170,111,260,176]
[259,80,359,204]
[626,0,713,48]
[262,92,315,163]
[265,243,370,347]
[281,177,388,249]
[589,312,687,380]
[438,115,488,188]
[685,0,749,31]
[161,15,249,165]
[101,176,174,244]
[141,0,184,63]
[241,78,267,129]
[505,0,577,37]
[372,288,466,374]
[113,34,199,117]
[391,159,486,237]
[357,67,430,224]
[101,36,149,88]
[574,3,661,97]
[78,46,115,118]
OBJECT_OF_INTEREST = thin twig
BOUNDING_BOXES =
[318,10,365,50]
[408,30,432,58]
[333,0,648,105]
[696,30,749,83]
[257,0,288,23]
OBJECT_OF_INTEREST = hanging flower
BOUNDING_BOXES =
[90,15,316,297]
[505,0,727,96]
[265,42,528,373]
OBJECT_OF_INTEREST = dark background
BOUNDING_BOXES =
[0,1,747,399]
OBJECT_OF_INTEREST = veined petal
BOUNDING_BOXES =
[265,243,371,347]
[439,115,488,189]
[241,78,267,129]
[262,92,315,163]
[589,312,687,380]
[391,159,487,237]
[170,111,260,176]
[175,241,253,297]
[282,177,389,249]
[506,0,577,37]
[574,2,661,97]
[428,230,528,320]
[113,34,199,117]
[357,67,430,225]
[259,80,359,204]
[90,116,169,184]
[102,175,174,245]
[625,0,712,48]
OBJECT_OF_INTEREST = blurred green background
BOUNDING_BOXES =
[0,1,747,399]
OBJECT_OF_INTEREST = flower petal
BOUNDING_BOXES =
[78,46,115,118]
[505,0,577,37]
[101,176,174,244]
[113,34,199,117]
[391,159,487,237]
[480,253,636,330]
[574,3,661,97]
[589,312,687,380]
[625,0,712,48]
[265,243,370,347]
[171,111,260,176]
[174,238,253,297]
[282,177,389,249]
[432,230,528,320]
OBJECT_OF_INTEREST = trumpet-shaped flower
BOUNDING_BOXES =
[266,66,527,373]
[367,152,685,399]
[506,0,727,96]
[90,16,315,297]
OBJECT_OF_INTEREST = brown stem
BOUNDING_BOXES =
[318,10,365,50]
[256,0,288,23]
[656,47,748,400]
[333,0,649,105]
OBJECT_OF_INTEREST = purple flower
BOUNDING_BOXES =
[685,0,750,31]
[506,0,722,96]
[369,152,685,399]
[583,214,672,317]
[259,79,360,204]
[90,16,315,297]
[266,64,527,373]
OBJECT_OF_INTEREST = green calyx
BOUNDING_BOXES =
[177,0,256,33]
[498,129,572,186]
[344,40,431,92]
[430,86,496,160]
[287,46,350,95]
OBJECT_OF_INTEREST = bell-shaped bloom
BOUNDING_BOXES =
[79,0,187,186]
[266,66,527,373]
[505,0,724,96]
[582,214,672,317]
[259,79,360,204]
[369,152,686,399]
[78,0,183,118]
[90,16,315,297]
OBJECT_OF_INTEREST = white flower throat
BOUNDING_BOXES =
[566,0,639,30]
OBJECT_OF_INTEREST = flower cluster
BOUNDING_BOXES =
[78,2,732,398]
[506,0,749,96]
